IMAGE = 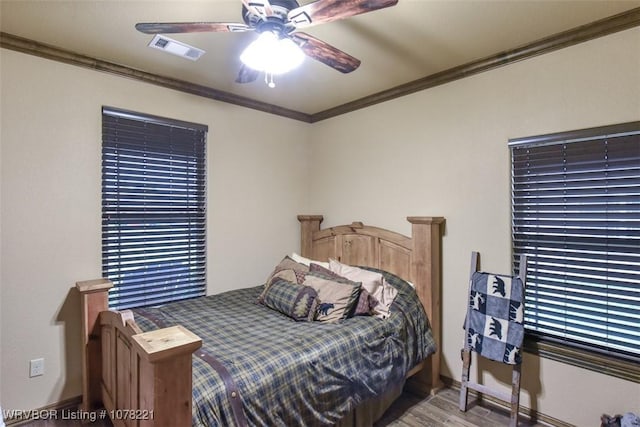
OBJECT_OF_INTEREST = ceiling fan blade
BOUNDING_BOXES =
[235,64,260,84]
[135,22,251,34]
[291,32,361,73]
[241,0,274,18]
[288,0,398,28]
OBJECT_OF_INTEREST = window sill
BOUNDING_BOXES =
[523,337,639,383]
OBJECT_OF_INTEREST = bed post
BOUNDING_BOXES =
[76,278,113,411]
[131,326,202,426]
[297,215,323,257]
[407,216,445,394]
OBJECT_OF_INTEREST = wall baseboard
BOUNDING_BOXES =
[3,396,82,426]
[3,379,573,427]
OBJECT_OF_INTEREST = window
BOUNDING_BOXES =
[510,122,640,378]
[102,107,207,310]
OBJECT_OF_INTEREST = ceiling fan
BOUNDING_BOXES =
[135,0,398,86]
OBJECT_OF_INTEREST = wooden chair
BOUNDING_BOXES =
[460,252,527,427]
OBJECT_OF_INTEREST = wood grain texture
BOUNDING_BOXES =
[73,304,202,427]
[131,326,201,363]
[408,217,445,394]
[297,214,323,257]
[292,32,361,73]
[2,8,638,122]
[135,22,251,34]
[74,215,439,427]
[76,280,113,412]
[15,387,550,427]
[298,215,445,395]
[375,387,548,427]
[0,32,312,123]
[309,7,640,121]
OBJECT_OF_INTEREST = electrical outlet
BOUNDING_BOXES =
[29,358,44,377]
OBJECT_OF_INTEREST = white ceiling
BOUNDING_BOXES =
[2,0,639,115]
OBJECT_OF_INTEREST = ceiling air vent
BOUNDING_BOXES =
[148,35,205,61]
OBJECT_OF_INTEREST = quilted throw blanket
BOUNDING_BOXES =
[466,272,525,365]
[133,270,436,427]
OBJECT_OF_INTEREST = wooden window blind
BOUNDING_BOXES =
[102,107,207,310]
[510,122,640,363]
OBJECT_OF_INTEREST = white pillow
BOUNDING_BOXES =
[328,259,398,319]
[290,252,330,269]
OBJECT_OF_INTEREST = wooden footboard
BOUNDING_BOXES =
[76,280,202,427]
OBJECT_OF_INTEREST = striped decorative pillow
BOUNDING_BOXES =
[260,278,319,322]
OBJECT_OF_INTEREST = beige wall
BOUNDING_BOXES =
[307,27,640,426]
[1,25,639,426]
[0,48,309,410]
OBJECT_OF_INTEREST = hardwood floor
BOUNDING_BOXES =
[375,387,548,427]
[16,387,548,427]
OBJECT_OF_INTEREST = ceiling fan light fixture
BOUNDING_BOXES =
[240,30,304,75]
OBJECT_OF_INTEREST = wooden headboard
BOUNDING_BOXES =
[298,215,445,393]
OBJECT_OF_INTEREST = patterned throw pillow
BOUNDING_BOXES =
[303,271,361,323]
[354,288,379,315]
[309,263,375,316]
[258,256,309,304]
[261,278,319,322]
[328,259,398,319]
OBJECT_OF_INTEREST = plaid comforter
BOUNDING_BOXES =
[133,270,436,427]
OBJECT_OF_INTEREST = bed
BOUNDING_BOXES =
[76,215,444,426]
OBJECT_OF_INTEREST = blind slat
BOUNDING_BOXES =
[102,107,207,310]
[511,123,640,362]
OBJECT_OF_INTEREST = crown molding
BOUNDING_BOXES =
[310,7,640,122]
[2,7,639,123]
[0,31,312,123]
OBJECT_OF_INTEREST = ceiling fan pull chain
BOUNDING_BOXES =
[266,72,276,88]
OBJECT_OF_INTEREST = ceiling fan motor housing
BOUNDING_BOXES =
[242,0,301,35]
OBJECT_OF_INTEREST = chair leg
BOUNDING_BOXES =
[459,349,471,411]
[509,363,522,427]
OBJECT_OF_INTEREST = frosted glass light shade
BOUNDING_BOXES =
[240,31,304,74]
